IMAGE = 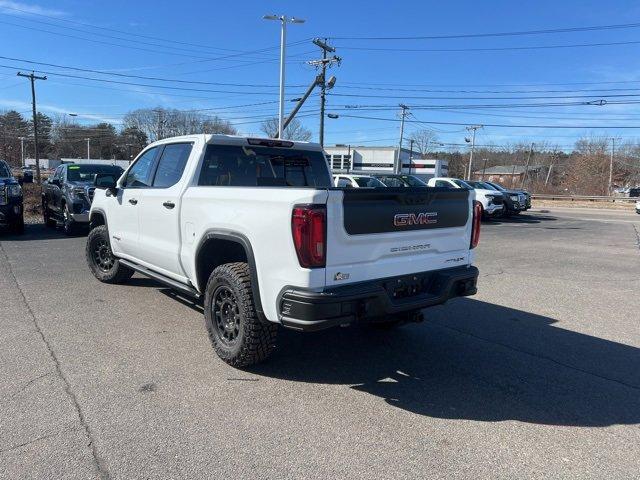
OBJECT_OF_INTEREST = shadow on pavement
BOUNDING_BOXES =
[483,212,558,225]
[0,223,68,241]
[250,298,639,428]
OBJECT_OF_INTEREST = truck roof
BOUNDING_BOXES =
[148,134,324,152]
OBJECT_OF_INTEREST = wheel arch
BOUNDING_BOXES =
[194,230,263,316]
[89,208,108,230]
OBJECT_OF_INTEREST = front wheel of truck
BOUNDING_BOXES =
[204,262,277,368]
[86,225,134,284]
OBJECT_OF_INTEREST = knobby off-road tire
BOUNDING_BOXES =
[85,225,134,284]
[204,262,277,368]
[62,202,76,236]
[11,215,25,235]
[42,201,56,228]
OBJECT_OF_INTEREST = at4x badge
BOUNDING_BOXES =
[393,212,438,227]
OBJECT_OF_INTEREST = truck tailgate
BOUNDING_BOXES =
[325,187,474,288]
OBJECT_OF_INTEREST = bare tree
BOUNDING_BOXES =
[123,107,236,142]
[260,117,312,141]
[407,129,439,157]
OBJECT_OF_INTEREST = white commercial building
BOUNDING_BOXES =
[26,158,130,170]
[323,145,448,181]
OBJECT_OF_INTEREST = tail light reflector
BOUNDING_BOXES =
[292,205,326,268]
[470,201,482,249]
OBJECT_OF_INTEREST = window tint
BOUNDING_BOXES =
[380,177,404,187]
[435,180,450,187]
[0,162,10,177]
[336,177,353,188]
[198,144,331,187]
[67,165,123,182]
[153,143,192,188]
[353,176,386,188]
[401,175,427,187]
[125,147,158,188]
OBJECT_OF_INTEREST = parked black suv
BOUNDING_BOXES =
[0,159,24,234]
[483,181,531,215]
[42,163,124,235]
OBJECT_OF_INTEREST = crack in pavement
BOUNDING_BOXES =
[0,427,79,455]
[6,371,54,400]
[0,242,111,480]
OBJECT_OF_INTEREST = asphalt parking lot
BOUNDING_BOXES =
[1,207,639,479]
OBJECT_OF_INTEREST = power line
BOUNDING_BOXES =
[335,39,640,53]
[331,22,640,40]
[0,4,306,55]
[0,18,311,67]
[0,55,307,88]
[335,113,640,129]
[0,63,307,95]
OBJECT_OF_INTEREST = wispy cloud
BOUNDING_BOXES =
[0,99,122,124]
[0,0,67,17]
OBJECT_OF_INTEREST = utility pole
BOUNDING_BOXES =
[263,15,306,139]
[18,136,25,167]
[465,125,482,180]
[521,142,534,189]
[545,164,553,186]
[609,137,615,195]
[481,158,488,180]
[395,104,410,174]
[309,38,340,147]
[86,138,91,160]
[17,71,47,184]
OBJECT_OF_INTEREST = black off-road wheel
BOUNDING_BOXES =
[62,202,76,236]
[85,225,134,284]
[42,201,56,228]
[11,215,25,235]
[204,262,277,368]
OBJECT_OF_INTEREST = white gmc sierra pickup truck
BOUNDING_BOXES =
[86,135,481,367]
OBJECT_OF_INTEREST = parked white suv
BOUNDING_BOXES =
[427,177,504,218]
[86,135,481,367]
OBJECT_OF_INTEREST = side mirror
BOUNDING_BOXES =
[51,178,61,187]
[94,173,118,196]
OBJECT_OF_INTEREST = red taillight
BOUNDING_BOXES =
[292,205,326,268]
[470,201,482,249]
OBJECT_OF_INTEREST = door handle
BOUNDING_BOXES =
[128,198,138,205]
[162,201,175,209]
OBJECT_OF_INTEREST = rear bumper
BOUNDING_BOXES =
[279,266,479,331]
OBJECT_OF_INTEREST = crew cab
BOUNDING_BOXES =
[0,159,24,234]
[86,135,481,367]
[42,163,124,234]
[427,177,503,218]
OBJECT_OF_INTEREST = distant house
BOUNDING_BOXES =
[473,164,544,185]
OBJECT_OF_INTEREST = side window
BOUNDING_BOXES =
[124,147,158,188]
[383,177,403,187]
[337,177,352,188]
[52,166,63,183]
[152,143,193,188]
[435,180,449,187]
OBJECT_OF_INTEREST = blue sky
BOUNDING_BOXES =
[2,0,640,151]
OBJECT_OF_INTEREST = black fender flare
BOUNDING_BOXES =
[195,229,263,316]
[89,207,109,230]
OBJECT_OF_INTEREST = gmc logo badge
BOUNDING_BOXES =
[393,212,438,227]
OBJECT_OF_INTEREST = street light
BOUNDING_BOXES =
[263,14,306,139]
[327,113,339,119]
